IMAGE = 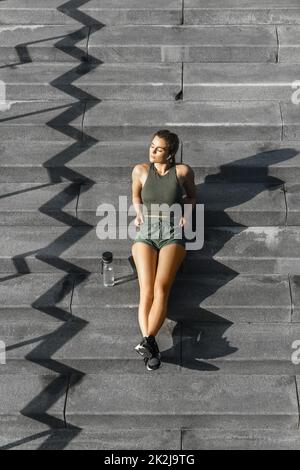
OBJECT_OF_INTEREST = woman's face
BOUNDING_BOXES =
[149,136,170,163]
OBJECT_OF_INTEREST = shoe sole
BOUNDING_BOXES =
[135,342,162,372]
[143,356,162,371]
[146,362,161,371]
[146,360,162,371]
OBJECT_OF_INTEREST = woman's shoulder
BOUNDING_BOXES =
[175,163,194,179]
[133,162,151,170]
[132,163,151,185]
[132,162,151,176]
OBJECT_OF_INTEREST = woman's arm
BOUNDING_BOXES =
[181,165,197,224]
[132,164,144,219]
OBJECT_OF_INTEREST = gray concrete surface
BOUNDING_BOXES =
[0,0,300,450]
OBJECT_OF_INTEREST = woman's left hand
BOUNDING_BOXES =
[178,216,188,227]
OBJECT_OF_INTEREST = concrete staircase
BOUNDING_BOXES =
[1,0,300,450]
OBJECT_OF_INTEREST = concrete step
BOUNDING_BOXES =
[0,141,147,184]
[0,416,181,449]
[184,141,300,184]
[0,24,278,66]
[2,226,300,275]
[196,182,287,226]
[184,63,300,101]
[281,102,300,140]
[0,374,298,447]
[0,101,83,142]
[0,374,67,421]
[2,62,298,104]
[0,179,287,227]
[84,25,277,63]
[0,181,287,227]
[1,141,300,184]
[1,419,300,449]
[3,316,300,375]
[0,25,89,65]
[286,184,300,224]
[183,228,300,275]
[81,101,282,141]
[0,100,284,142]
[72,273,296,323]
[1,269,299,447]
[0,183,81,226]
[184,0,300,25]
[64,373,299,430]
[76,181,287,227]
[278,26,300,62]
[1,1,300,29]
[0,0,183,26]
[182,429,300,450]
[0,273,73,321]
[0,101,283,142]
[0,63,182,101]
[0,272,295,324]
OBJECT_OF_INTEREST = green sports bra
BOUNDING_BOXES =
[141,162,184,216]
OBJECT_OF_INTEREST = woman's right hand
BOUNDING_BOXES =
[134,214,144,227]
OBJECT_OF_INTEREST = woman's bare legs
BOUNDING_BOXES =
[148,243,186,337]
[131,242,158,337]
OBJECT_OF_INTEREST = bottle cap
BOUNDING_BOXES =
[101,251,113,264]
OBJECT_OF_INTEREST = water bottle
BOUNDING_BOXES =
[100,251,115,287]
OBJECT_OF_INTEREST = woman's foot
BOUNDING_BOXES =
[144,354,161,371]
[135,335,161,370]
[134,336,151,357]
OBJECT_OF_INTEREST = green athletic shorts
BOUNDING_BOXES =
[132,215,186,251]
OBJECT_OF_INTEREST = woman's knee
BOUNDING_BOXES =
[139,288,154,304]
[153,280,171,300]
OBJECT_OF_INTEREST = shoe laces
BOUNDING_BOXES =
[146,336,160,356]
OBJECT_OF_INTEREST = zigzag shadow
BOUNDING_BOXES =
[0,0,298,448]
[0,0,103,451]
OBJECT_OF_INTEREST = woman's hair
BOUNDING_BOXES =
[152,129,180,167]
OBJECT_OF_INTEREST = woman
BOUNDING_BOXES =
[131,129,197,371]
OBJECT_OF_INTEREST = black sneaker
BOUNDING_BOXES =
[134,336,151,358]
[145,353,161,371]
[144,336,161,371]
[135,336,161,370]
